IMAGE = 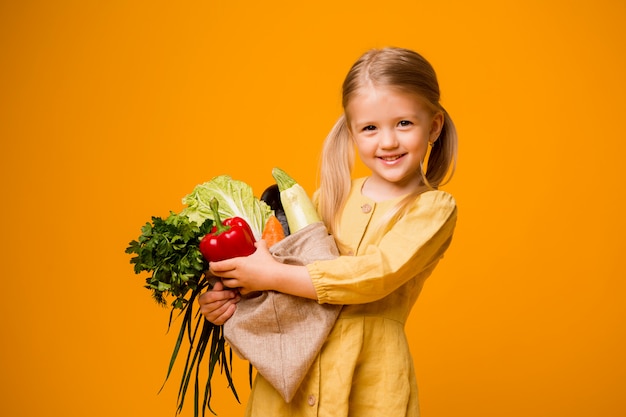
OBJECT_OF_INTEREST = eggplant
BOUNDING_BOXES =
[260,184,290,236]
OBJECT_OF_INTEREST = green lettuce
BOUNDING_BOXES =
[180,175,272,240]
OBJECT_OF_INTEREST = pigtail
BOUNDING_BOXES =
[318,114,353,238]
[424,107,457,188]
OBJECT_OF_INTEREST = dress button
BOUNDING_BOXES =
[361,203,372,213]
[308,394,316,406]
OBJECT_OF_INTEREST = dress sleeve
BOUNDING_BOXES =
[307,191,457,305]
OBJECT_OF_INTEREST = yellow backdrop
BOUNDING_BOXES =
[1,1,624,416]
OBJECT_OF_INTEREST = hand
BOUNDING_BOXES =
[197,280,241,325]
[209,240,317,300]
[208,240,279,295]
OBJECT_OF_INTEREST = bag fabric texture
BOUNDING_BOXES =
[223,222,342,402]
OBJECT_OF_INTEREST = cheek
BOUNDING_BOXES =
[405,135,430,160]
[403,131,429,151]
[354,137,373,154]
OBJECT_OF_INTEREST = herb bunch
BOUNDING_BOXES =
[126,212,211,308]
[126,211,244,416]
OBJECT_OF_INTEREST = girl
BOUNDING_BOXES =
[199,47,458,416]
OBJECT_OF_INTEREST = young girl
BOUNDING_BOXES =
[199,47,458,416]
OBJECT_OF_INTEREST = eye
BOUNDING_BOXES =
[398,120,413,127]
[362,125,377,132]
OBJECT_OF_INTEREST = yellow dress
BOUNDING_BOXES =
[244,178,457,416]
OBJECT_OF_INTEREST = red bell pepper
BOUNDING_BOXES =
[199,198,256,262]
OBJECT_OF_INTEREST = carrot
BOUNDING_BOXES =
[262,214,285,247]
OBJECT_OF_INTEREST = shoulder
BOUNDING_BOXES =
[382,189,457,247]
[416,189,456,209]
[406,189,457,223]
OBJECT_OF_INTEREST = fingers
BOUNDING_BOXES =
[202,300,237,325]
[197,281,240,325]
[212,280,226,291]
[199,285,238,302]
[221,278,239,290]
[209,258,236,275]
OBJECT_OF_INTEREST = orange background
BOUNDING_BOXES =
[1,1,624,416]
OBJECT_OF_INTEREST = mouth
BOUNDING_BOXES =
[377,154,406,162]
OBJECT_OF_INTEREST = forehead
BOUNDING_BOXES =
[346,85,430,119]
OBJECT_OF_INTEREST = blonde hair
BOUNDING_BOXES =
[318,47,458,238]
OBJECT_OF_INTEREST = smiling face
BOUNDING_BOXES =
[346,85,443,200]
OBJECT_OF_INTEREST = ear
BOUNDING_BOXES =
[429,111,444,143]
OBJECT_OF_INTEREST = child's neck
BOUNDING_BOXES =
[360,176,429,202]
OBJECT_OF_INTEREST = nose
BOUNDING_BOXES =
[379,128,399,149]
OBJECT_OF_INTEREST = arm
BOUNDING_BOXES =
[210,191,456,304]
[309,191,457,305]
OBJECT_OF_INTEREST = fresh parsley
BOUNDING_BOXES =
[126,212,212,309]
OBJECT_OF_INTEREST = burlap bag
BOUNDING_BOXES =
[223,222,342,402]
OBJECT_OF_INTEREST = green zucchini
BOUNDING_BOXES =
[271,167,321,234]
